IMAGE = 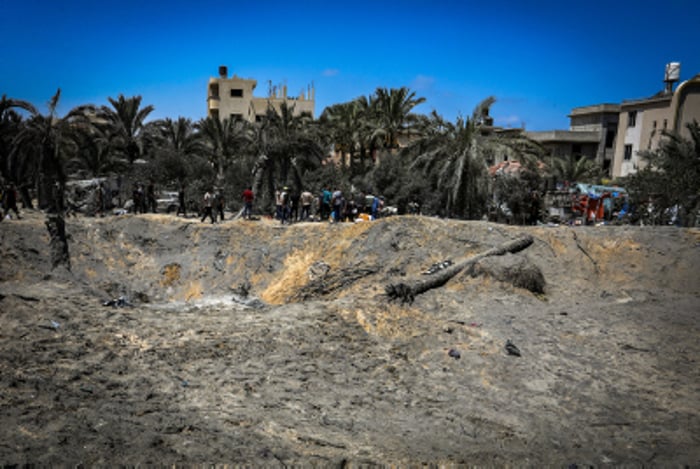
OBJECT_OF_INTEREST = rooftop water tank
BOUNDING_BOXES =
[665,62,681,82]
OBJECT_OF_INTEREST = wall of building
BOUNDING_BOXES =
[615,108,643,177]
[612,98,677,178]
[570,114,603,131]
[215,76,258,121]
[207,68,315,123]
[250,97,315,121]
[609,75,700,179]
[673,76,700,138]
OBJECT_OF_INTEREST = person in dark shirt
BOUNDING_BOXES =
[177,184,187,217]
[3,182,21,219]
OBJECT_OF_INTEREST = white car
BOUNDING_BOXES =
[156,191,180,213]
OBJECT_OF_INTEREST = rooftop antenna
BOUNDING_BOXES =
[664,62,681,94]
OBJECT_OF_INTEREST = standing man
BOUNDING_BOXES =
[4,182,21,219]
[242,186,254,219]
[214,189,225,222]
[177,183,187,217]
[138,184,147,213]
[331,188,343,222]
[300,189,313,221]
[201,189,215,223]
[321,186,332,221]
[280,186,290,224]
[275,187,283,221]
[147,179,157,213]
[289,187,300,223]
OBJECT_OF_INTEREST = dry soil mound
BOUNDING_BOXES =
[1,211,699,465]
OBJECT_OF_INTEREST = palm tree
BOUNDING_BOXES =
[151,117,200,156]
[196,115,252,187]
[1,96,38,205]
[629,120,700,226]
[371,86,426,151]
[66,125,123,177]
[11,89,91,269]
[407,97,541,219]
[320,101,359,171]
[548,153,600,185]
[148,117,203,184]
[97,94,154,165]
[251,102,323,208]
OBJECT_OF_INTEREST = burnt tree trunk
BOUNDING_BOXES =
[45,178,70,271]
[45,212,70,270]
[385,235,534,303]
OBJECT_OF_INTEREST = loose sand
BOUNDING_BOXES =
[1,211,699,465]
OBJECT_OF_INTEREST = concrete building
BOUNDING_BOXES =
[613,68,700,178]
[525,129,600,159]
[569,104,620,174]
[525,104,620,177]
[207,66,315,123]
[526,64,700,180]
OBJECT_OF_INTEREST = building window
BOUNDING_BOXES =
[663,119,668,129]
[652,120,657,129]
[572,144,582,156]
[628,111,637,127]
[209,84,219,99]
[230,113,242,120]
[624,144,633,161]
[230,89,243,98]
[605,129,616,148]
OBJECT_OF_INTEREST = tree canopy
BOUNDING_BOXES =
[626,120,700,226]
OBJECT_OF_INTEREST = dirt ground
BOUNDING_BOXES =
[1,210,699,466]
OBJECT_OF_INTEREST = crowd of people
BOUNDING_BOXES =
[176,183,387,224]
[272,186,385,225]
[129,180,158,215]
[2,176,389,226]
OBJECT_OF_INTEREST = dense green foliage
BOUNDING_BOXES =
[8,87,694,226]
[625,121,700,226]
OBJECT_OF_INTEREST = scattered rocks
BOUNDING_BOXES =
[505,339,521,357]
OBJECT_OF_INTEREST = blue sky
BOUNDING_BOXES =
[2,0,698,130]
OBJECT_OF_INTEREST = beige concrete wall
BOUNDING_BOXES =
[673,76,700,139]
[612,77,700,178]
[612,111,632,178]
[613,100,672,178]
[207,76,255,120]
[207,70,315,123]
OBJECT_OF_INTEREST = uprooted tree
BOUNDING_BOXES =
[385,235,535,303]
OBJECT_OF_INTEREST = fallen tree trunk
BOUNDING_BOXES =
[385,235,534,303]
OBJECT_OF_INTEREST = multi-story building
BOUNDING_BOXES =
[613,67,700,178]
[569,104,620,174]
[206,66,315,123]
[526,63,699,180]
[525,104,619,177]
